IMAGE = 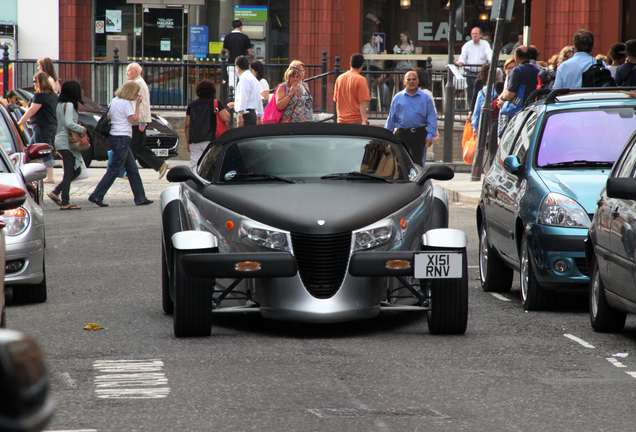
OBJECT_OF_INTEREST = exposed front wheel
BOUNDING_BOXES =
[520,233,552,311]
[172,250,213,337]
[161,241,173,315]
[479,219,513,292]
[590,256,626,332]
[427,248,468,335]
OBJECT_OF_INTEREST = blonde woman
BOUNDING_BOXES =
[88,81,152,207]
[17,72,57,183]
[275,66,313,123]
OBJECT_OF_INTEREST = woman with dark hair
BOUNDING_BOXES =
[250,61,270,108]
[37,57,60,94]
[48,81,85,210]
[17,72,58,183]
[469,63,490,114]
[185,79,231,167]
[392,31,415,90]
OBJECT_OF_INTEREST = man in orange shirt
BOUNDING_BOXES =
[333,53,371,124]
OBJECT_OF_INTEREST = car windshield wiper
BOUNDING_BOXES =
[540,160,613,168]
[228,173,296,183]
[321,171,393,182]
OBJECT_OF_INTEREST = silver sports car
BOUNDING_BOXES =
[161,123,468,337]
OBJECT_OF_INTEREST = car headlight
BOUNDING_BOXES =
[539,193,590,228]
[156,115,173,130]
[353,220,396,250]
[1,207,30,236]
[239,223,290,251]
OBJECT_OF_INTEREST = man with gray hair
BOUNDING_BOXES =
[126,62,169,179]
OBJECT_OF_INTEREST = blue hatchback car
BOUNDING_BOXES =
[477,88,636,310]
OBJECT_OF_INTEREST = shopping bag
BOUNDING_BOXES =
[75,159,90,181]
[463,135,476,165]
[214,100,229,138]
[261,84,284,124]
[462,119,472,148]
[500,84,525,117]
[107,150,126,178]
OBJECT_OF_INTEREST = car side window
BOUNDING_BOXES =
[197,144,224,182]
[614,139,636,179]
[510,111,538,165]
[496,111,527,165]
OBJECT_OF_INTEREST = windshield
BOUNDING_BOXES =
[214,136,407,183]
[537,108,636,167]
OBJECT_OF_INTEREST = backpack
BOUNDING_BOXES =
[582,60,616,88]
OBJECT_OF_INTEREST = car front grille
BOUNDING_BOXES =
[146,135,178,150]
[574,258,589,277]
[291,232,352,299]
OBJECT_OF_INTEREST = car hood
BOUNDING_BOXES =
[536,169,610,213]
[202,181,424,234]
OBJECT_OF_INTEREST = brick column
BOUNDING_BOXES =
[59,0,93,96]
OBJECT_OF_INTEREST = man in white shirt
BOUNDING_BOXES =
[457,27,493,104]
[126,63,169,179]
[233,55,264,127]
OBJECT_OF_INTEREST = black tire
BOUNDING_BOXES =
[161,241,174,315]
[427,248,468,334]
[479,219,513,292]
[12,257,47,304]
[1,305,5,328]
[172,250,213,337]
[590,256,626,332]
[520,233,552,311]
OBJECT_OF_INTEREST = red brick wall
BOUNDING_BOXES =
[59,0,92,95]
[541,0,620,59]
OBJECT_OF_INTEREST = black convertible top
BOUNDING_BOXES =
[213,122,402,145]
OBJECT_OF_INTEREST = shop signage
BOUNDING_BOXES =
[105,10,122,33]
[161,39,171,51]
[418,22,466,43]
[234,5,267,22]
[158,18,174,29]
[95,21,104,34]
[189,26,209,56]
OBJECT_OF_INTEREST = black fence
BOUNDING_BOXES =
[2,45,483,121]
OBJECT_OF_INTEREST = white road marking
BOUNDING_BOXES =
[606,358,627,368]
[45,430,98,432]
[93,360,170,399]
[467,265,479,269]
[626,372,636,378]
[563,334,596,349]
[613,353,629,358]
[490,293,511,302]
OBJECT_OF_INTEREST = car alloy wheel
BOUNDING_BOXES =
[589,256,626,332]
[519,233,552,311]
[478,220,513,293]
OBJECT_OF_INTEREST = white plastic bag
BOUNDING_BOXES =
[75,159,90,181]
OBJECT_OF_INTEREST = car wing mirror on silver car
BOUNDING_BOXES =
[20,163,47,184]
[166,165,204,187]
[416,164,454,185]
[606,177,636,200]
[503,155,522,174]
[0,329,55,432]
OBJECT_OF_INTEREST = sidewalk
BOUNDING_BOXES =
[46,160,482,206]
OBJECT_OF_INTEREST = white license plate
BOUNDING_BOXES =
[152,149,169,157]
[414,252,463,279]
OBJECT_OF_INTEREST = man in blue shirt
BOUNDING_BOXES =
[553,29,596,89]
[385,71,437,167]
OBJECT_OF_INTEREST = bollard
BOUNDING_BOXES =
[321,50,327,113]
[333,56,341,123]
[2,44,9,98]
[113,47,120,97]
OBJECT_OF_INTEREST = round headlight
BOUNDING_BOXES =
[1,207,30,236]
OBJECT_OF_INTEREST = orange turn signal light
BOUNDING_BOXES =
[400,218,407,229]
[226,220,234,230]
[386,259,411,270]
[235,261,262,272]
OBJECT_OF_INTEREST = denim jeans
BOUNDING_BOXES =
[31,124,56,168]
[91,135,148,204]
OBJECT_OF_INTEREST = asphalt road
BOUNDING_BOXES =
[5,192,636,432]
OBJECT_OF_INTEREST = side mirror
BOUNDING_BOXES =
[503,155,522,174]
[26,144,52,161]
[166,165,204,187]
[606,177,636,200]
[0,185,26,211]
[19,163,47,184]
[0,329,55,432]
[416,164,454,185]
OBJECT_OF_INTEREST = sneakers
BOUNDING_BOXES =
[158,161,169,179]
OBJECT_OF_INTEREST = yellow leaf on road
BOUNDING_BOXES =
[84,323,107,331]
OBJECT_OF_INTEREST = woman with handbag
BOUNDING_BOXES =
[48,81,85,210]
[88,81,152,207]
[275,66,313,123]
[185,79,230,168]
[17,72,58,183]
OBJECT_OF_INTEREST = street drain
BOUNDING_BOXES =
[307,408,449,419]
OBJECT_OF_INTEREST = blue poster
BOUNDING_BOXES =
[189,25,209,56]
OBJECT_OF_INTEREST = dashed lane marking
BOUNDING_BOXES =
[607,358,627,368]
[563,334,596,349]
[489,293,511,302]
[93,359,170,399]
